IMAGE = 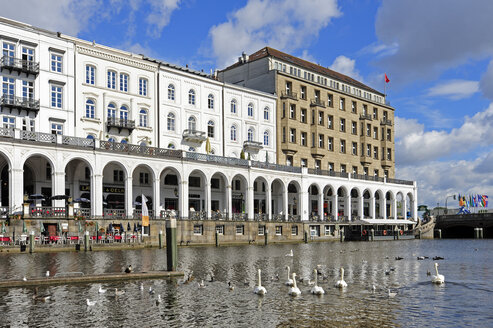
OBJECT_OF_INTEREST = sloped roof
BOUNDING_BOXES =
[222,47,383,96]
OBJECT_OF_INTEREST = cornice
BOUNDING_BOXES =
[77,46,157,72]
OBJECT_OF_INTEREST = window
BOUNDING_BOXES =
[119,73,129,92]
[188,116,196,131]
[84,65,96,85]
[366,144,371,157]
[275,226,282,235]
[374,146,378,159]
[301,132,307,146]
[139,109,148,127]
[2,77,14,98]
[208,120,215,138]
[236,225,244,235]
[301,159,307,167]
[373,127,378,139]
[328,162,334,172]
[168,84,175,100]
[291,226,298,236]
[328,137,333,151]
[208,94,214,109]
[352,166,358,174]
[139,78,148,96]
[312,133,315,147]
[216,225,224,235]
[374,169,379,177]
[85,99,95,118]
[185,87,196,105]
[231,99,237,113]
[263,131,269,146]
[327,94,333,107]
[247,128,254,142]
[387,148,392,160]
[51,122,63,135]
[51,53,62,73]
[373,108,378,119]
[107,70,116,89]
[264,106,269,120]
[301,86,306,99]
[107,103,116,118]
[2,42,15,63]
[248,103,254,117]
[194,225,203,235]
[301,108,306,123]
[289,129,296,143]
[286,156,293,166]
[352,142,357,155]
[366,124,371,137]
[282,127,286,143]
[351,101,356,113]
[51,85,62,108]
[364,167,369,176]
[120,105,128,121]
[166,113,175,131]
[387,129,392,141]
[112,170,124,182]
[340,139,346,153]
[289,104,295,119]
[22,118,35,131]
[139,172,149,184]
[351,121,357,134]
[168,143,175,149]
[339,98,345,110]
[340,118,345,132]
[318,134,324,148]
[318,111,323,125]
[230,125,237,141]
[363,104,368,116]
[2,117,15,129]
[325,225,333,236]
[258,226,265,235]
[22,81,34,100]
[340,164,346,173]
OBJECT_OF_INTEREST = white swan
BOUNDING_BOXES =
[335,267,348,288]
[431,263,445,284]
[156,294,162,305]
[198,280,205,288]
[98,286,106,294]
[288,273,301,296]
[285,249,294,257]
[86,299,96,306]
[254,269,267,295]
[115,288,125,296]
[285,266,294,286]
[388,289,397,298]
[310,269,325,295]
[45,271,50,278]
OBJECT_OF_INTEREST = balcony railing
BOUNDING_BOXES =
[103,209,126,219]
[310,99,325,108]
[288,215,301,222]
[211,211,228,220]
[381,119,392,126]
[280,91,298,100]
[307,168,349,178]
[0,56,40,75]
[243,140,263,154]
[273,214,284,221]
[232,213,247,221]
[107,117,135,132]
[189,210,206,220]
[62,136,95,148]
[133,209,155,219]
[251,161,302,173]
[184,152,249,167]
[0,127,14,138]
[387,178,414,186]
[30,207,67,218]
[360,114,373,121]
[74,208,91,218]
[160,209,180,219]
[254,213,267,221]
[0,95,40,113]
[20,130,56,143]
[182,129,207,143]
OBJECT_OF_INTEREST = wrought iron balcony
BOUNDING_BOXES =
[243,140,263,154]
[0,56,39,76]
[310,99,325,108]
[182,129,207,143]
[380,118,392,126]
[360,114,373,121]
[280,91,298,100]
[0,95,40,114]
[107,117,135,133]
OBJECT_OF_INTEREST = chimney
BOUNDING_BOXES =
[242,51,249,62]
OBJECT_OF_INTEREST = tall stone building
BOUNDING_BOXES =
[218,47,396,178]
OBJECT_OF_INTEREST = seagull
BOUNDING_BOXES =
[98,286,107,294]
[156,294,162,305]
[46,271,50,278]
[285,249,294,257]
[228,281,235,291]
[86,299,96,306]
[388,289,397,298]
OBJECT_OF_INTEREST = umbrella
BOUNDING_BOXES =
[205,137,211,154]
[127,222,131,231]
[108,223,113,233]
[29,193,45,200]
[133,223,137,232]
[133,201,142,206]
[22,220,27,233]
[51,195,70,200]
[74,198,90,203]
[119,223,124,232]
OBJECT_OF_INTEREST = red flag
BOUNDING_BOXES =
[385,73,390,83]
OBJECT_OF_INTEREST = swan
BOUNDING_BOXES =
[288,273,301,296]
[334,267,348,288]
[285,249,294,257]
[22,276,27,282]
[254,269,267,295]
[388,289,397,298]
[228,281,235,291]
[285,266,294,286]
[149,286,156,294]
[310,269,325,295]
[198,280,205,288]
[33,288,51,302]
[45,271,50,278]
[115,288,125,296]
[86,299,96,306]
[431,263,445,284]
[140,283,144,291]
[98,286,106,294]
[371,284,376,293]
[156,294,162,305]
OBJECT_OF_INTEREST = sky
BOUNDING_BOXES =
[1,0,493,208]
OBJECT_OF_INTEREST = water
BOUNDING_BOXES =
[1,239,492,327]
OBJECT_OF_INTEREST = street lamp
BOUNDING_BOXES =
[444,195,456,215]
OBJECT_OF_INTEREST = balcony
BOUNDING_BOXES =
[381,118,392,126]
[360,154,372,166]
[360,114,373,121]
[243,140,263,154]
[0,95,40,114]
[107,117,135,133]
[310,99,325,108]
[381,159,393,168]
[0,56,39,76]
[182,129,207,143]
[310,147,325,160]
[280,91,298,100]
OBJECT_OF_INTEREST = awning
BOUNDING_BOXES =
[360,218,416,225]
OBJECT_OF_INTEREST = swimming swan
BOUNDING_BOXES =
[335,267,348,288]
[254,269,267,295]
[285,266,294,286]
[431,263,445,284]
[310,269,325,295]
[288,273,301,296]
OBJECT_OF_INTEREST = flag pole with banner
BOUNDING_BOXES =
[141,194,149,227]
[384,73,390,96]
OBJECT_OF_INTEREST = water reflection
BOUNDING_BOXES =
[0,239,492,327]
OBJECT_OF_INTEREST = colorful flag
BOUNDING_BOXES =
[385,73,390,83]
[141,194,149,227]
[485,195,488,207]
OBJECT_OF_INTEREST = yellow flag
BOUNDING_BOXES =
[142,194,149,227]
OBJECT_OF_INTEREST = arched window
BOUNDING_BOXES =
[231,99,237,113]
[248,103,254,117]
[167,113,175,131]
[188,89,195,105]
[139,109,148,127]
[168,84,175,100]
[120,105,128,121]
[208,94,214,109]
[107,103,116,119]
[248,128,254,142]
[188,116,196,131]
[168,143,175,149]
[86,134,95,139]
[230,125,237,141]
[108,137,116,143]
[85,98,95,118]
[207,120,214,138]
[263,131,269,146]
[264,106,269,120]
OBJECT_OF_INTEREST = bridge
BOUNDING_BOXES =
[435,213,493,238]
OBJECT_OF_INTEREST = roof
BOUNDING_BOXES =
[222,47,384,96]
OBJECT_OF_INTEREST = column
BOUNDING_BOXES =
[412,196,418,221]
[52,171,66,208]
[125,176,133,218]
[226,184,232,220]
[266,187,271,221]
[180,180,188,219]
[10,168,24,212]
[402,197,407,219]
[283,185,288,221]
[300,190,308,221]
[346,195,351,221]
[247,185,254,220]
[381,197,387,219]
[92,173,103,217]
[370,196,375,220]
[391,198,397,219]
[332,195,338,221]
[318,192,324,218]
[358,195,364,219]
[205,182,211,219]
[153,177,161,218]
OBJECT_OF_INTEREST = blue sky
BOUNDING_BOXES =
[2,0,493,208]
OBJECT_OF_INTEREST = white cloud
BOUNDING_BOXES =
[146,0,181,38]
[427,80,479,100]
[209,0,341,67]
[329,55,362,81]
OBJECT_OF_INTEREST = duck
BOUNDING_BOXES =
[334,267,348,288]
[86,299,96,306]
[208,273,215,282]
[198,280,205,288]
[270,273,279,281]
[254,269,267,295]
[156,294,162,305]
[115,288,125,296]
[417,256,425,260]
[98,286,107,294]
[432,256,444,261]
[228,281,235,291]
[124,265,133,273]
[285,266,294,286]
[388,289,397,298]
[426,270,431,276]
[288,273,301,296]
[431,263,445,284]
[310,269,325,295]
[243,279,249,286]
[33,288,51,302]
[395,256,404,260]
[285,249,294,257]
[149,286,156,294]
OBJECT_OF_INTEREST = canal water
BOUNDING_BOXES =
[0,239,492,327]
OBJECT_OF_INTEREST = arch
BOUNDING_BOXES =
[230,125,237,141]
[167,112,175,131]
[263,106,270,120]
[132,164,156,213]
[263,130,269,146]
[119,104,129,120]
[210,171,228,215]
[188,116,197,131]
[101,161,129,212]
[139,108,148,127]
[22,153,56,208]
[247,127,254,142]
[253,175,269,217]
[167,83,175,100]
[64,157,94,212]
[160,166,182,214]
[231,173,248,214]
[107,102,116,118]
[188,89,196,105]
[247,102,254,117]
[0,150,13,209]
[207,120,215,138]
[208,94,214,109]
[230,99,237,114]
[308,182,322,218]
